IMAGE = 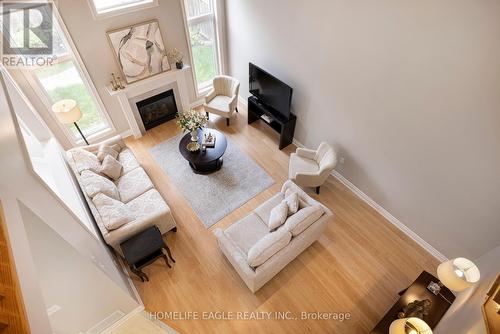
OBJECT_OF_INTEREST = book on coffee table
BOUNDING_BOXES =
[202,132,216,148]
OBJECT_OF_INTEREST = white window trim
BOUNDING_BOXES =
[180,0,227,97]
[21,5,115,147]
[86,0,159,20]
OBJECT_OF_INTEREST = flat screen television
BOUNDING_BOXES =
[249,63,293,119]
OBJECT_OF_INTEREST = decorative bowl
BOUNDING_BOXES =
[187,142,200,152]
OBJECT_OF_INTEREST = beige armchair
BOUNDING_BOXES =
[288,142,337,194]
[204,75,240,126]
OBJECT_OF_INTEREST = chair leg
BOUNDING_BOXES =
[206,112,209,118]
[316,186,320,195]
[235,107,239,113]
[226,118,230,126]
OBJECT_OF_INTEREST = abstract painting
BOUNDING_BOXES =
[107,20,170,84]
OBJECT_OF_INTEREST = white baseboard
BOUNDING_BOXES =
[99,305,145,334]
[331,171,447,262]
[291,139,447,262]
[190,98,205,109]
[119,129,133,139]
[238,95,248,108]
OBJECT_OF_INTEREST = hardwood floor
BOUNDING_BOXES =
[0,202,30,333]
[124,105,439,334]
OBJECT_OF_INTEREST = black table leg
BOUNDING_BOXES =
[164,245,175,263]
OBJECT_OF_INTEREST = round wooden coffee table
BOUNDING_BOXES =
[179,128,227,174]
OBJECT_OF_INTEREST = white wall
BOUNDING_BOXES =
[225,0,500,259]
[20,203,137,334]
[435,244,500,333]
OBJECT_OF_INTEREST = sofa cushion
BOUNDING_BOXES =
[92,193,135,231]
[125,189,170,221]
[115,167,154,203]
[247,228,292,268]
[284,204,324,236]
[268,201,288,231]
[289,153,319,178]
[206,95,231,114]
[225,213,268,255]
[254,193,285,224]
[285,188,308,209]
[97,143,120,161]
[70,148,101,174]
[283,191,299,215]
[118,148,140,174]
[100,155,123,180]
[80,170,120,200]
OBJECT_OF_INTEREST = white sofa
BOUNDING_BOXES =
[214,181,333,292]
[66,135,176,255]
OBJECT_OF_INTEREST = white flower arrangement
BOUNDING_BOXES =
[176,109,208,132]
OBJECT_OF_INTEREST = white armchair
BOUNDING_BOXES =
[204,75,240,126]
[288,142,337,194]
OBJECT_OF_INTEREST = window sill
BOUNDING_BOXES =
[88,0,159,20]
[74,127,114,146]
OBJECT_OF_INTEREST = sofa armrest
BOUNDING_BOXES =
[214,228,256,278]
[296,147,317,160]
[205,89,217,103]
[80,135,127,154]
[282,181,333,216]
[229,94,238,112]
[105,209,166,250]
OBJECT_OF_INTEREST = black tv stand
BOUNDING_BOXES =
[247,96,296,150]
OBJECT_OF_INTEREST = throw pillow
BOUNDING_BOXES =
[247,228,292,267]
[286,188,307,209]
[268,201,288,231]
[80,170,120,200]
[92,193,134,230]
[97,143,120,162]
[100,155,123,180]
[283,191,299,215]
[70,148,101,174]
[284,204,324,236]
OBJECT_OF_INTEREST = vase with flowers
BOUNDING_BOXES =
[167,48,184,69]
[176,109,208,143]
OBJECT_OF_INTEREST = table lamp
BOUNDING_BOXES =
[389,317,432,334]
[52,99,88,145]
[427,257,480,297]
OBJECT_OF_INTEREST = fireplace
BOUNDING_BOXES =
[136,89,178,130]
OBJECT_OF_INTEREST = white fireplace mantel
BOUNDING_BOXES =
[105,66,191,138]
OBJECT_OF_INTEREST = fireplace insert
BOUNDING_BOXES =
[136,89,178,130]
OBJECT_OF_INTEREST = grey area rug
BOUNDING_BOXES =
[149,134,274,228]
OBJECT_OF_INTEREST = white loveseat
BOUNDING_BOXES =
[66,135,176,255]
[214,181,333,292]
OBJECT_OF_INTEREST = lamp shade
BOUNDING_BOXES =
[437,257,480,292]
[389,317,433,334]
[52,99,82,124]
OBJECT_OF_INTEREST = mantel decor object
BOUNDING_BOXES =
[167,48,184,69]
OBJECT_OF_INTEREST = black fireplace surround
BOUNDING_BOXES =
[136,89,178,130]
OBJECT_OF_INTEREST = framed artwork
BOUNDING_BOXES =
[107,19,170,85]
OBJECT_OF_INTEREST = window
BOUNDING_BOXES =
[20,8,113,144]
[88,0,158,19]
[183,0,223,93]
